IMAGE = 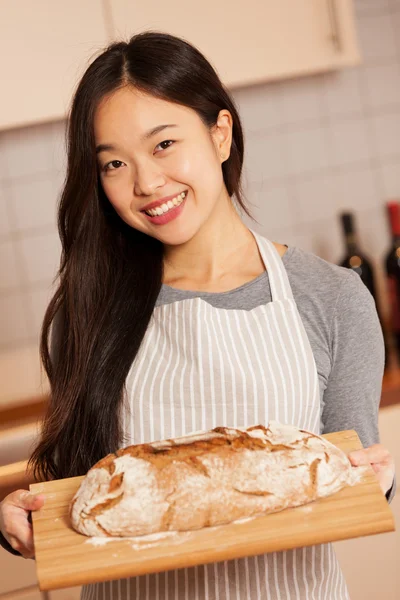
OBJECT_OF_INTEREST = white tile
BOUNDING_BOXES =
[261,225,296,247]
[245,181,295,232]
[361,63,400,110]
[291,219,343,264]
[0,292,29,346]
[233,81,284,133]
[26,284,55,341]
[1,122,54,179]
[310,218,344,264]
[354,0,390,16]
[282,225,315,254]
[0,135,10,181]
[356,14,397,63]
[11,176,58,232]
[282,126,330,177]
[379,160,400,198]
[50,120,68,174]
[244,132,287,182]
[0,240,22,290]
[0,187,11,238]
[291,173,344,226]
[322,69,363,118]
[371,111,400,159]
[280,74,325,125]
[328,118,372,167]
[17,231,61,285]
[354,205,392,260]
[334,166,381,213]
[52,169,66,203]
[390,9,400,51]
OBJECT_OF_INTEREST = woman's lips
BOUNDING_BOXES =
[142,192,188,225]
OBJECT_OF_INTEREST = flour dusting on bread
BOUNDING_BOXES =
[70,422,354,537]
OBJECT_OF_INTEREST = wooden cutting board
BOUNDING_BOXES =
[30,430,395,591]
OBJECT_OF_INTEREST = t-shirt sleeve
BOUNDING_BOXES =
[321,269,395,502]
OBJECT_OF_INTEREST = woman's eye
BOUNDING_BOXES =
[155,140,175,152]
[101,141,175,172]
[103,160,124,172]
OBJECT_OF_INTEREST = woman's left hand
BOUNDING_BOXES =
[348,444,395,496]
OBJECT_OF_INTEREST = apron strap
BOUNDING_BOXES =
[249,229,294,302]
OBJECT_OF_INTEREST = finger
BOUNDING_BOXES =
[6,521,35,554]
[16,523,35,553]
[7,534,34,559]
[348,445,390,466]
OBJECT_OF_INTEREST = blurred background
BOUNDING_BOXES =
[0,0,399,598]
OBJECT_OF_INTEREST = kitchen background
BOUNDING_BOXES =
[0,0,399,598]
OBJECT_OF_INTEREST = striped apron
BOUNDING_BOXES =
[81,230,350,599]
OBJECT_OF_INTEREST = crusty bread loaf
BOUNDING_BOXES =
[70,421,353,537]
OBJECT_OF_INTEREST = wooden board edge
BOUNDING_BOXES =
[36,514,396,591]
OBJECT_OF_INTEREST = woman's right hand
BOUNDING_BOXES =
[0,490,45,559]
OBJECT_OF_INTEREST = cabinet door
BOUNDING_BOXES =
[107,0,360,87]
[0,1,110,131]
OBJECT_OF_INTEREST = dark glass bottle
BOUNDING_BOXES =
[340,212,377,299]
[385,201,400,360]
[339,212,388,366]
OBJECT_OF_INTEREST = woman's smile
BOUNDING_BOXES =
[141,190,188,225]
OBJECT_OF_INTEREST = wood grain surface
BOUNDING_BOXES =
[30,430,395,591]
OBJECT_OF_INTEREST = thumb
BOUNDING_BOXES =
[17,491,45,510]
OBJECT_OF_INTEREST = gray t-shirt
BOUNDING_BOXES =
[157,245,384,449]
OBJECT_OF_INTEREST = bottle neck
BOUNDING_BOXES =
[344,232,359,255]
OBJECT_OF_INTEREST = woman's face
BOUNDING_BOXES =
[94,86,232,246]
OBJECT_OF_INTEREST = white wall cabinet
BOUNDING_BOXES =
[107,0,360,88]
[0,1,110,131]
[0,1,360,131]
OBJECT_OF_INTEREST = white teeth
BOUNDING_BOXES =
[145,191,187,217]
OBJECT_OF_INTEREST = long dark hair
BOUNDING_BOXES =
[28,31,254,482]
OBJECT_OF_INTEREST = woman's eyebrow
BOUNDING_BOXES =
[96,124,179,155]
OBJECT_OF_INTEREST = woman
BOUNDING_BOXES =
[0,31,395,599]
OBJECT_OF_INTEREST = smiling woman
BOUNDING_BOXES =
[0,29,395,600]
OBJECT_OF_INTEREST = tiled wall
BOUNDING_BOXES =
[237,0,400,323]
[0,0,399,360]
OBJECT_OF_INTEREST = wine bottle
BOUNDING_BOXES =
[385,201,400,360]
[340,212,378,299]
[339,212,388,365]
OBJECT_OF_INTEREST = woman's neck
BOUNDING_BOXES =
[162,197,263,291]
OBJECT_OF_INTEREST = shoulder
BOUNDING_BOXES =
[282,245,352,288]
[282,245,368,304]
[280,244,375,339]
